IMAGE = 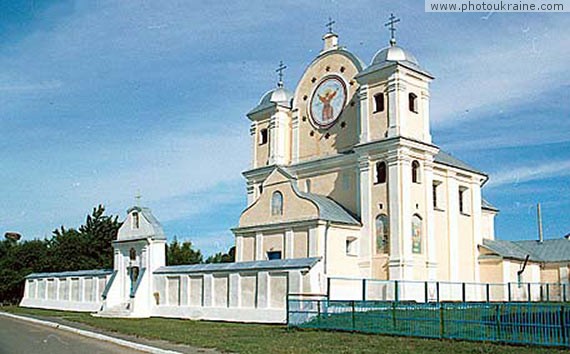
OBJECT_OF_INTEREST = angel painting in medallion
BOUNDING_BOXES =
[318,88,338,122]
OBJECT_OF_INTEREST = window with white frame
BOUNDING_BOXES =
[345,237,358,256]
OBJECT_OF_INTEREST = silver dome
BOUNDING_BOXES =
[258,87,293,107]
[371,45,419,66]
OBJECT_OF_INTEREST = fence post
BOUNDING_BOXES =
[561,305,567,345]
[362,279,366,301]
[546,283,550,302]
[462,283,466,302]
[439,302,445,338]
[327,277,331,299]
[425,281,428,303]
[286,294,290,327]
[317,300,321,327]
[508,282,512,302]
[495,303,501,341]
[351,300,356,331]
[486,283,490,303]
[436,282,440,303]
[527,283,531,302]
[392,301,397,330]
[395,280,399,302]
[564,284,567,302]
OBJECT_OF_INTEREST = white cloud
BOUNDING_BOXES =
[488,160,570,188]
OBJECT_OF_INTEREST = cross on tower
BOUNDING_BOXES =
[384,13,400,46]
[275,61,287,88]
[325,17,336,34]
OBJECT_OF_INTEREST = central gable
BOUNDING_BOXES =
[239,168,319,228]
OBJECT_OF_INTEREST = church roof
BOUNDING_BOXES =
[482,198,499,212]
[247,86,293,116]
[357,44,433,79]
[482,238,570,263]
[434,150,486,176]
[154,257,321,274]
[292,184,361,226]
[121,206,167,240]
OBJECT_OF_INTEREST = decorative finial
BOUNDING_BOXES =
[135,191,142,206]
[384,13,400,46]
[275,61,287,88]
[326,17,336,34]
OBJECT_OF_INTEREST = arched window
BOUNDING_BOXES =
[411,160,421,183]
[376,214,390,254]
[132,212,140,229]
[375,162,387,184]
[271,191,283,216]
[412,214,422,254]
[129,248,137,261]
[374,93,385,112]
[409,93,418,113]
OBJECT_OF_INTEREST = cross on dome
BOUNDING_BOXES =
[325,17,336,34]
[275,61,287,88]
[384,13,401,46]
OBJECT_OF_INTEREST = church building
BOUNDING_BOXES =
[20,17,570,322]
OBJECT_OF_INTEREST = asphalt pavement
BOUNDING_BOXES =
[0,315,145,354]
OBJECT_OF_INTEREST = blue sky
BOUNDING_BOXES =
[0,1,568,256]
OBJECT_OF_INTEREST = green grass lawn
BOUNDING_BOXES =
[2,306,569,354]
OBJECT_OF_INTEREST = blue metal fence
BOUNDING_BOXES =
[288,297,570,347]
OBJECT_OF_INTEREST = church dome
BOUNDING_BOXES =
[248,86,293,116]
[258,87,293,107]
[371,44,419,67]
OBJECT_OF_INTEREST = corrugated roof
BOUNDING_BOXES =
[154,257,321,274]
[26,269,113,279]
[482,238,570,262]
[434,150,485,176]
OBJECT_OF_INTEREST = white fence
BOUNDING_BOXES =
[328,277,570,302]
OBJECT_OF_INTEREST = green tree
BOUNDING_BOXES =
[166,237,203,265]
[0,205,121,304]
[205,246,235,264]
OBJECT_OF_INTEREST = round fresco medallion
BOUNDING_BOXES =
[309,75,347,128]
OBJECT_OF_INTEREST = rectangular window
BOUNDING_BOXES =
[346,237,358,256]
[374,93,385,113]
[259,128,268,145]
[432,181,443,210]
[267,251,282,260]
[459,186,470,215]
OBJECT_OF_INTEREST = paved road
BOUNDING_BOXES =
[0,315,145,354]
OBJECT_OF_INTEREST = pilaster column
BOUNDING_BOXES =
[386,78,407,138]
[257,272,269,308]
[255,232,263,260]
[358,85,370,143]
[291,111,300,163]
[471,181,483,282]
[424,162,438,280]
[308,227,319,257]
[358,156,372,270]
[285,229,294,259]
[235,236,244,262]
[421,90,432,143]
[203,274,214,307]
[387,150,413,280]
[446,174,459,281]
[250,122,257,169]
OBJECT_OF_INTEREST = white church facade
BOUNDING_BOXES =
[20,21,570,322]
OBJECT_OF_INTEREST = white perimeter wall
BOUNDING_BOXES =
[152,264,322,324]
[20,275,109,312]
